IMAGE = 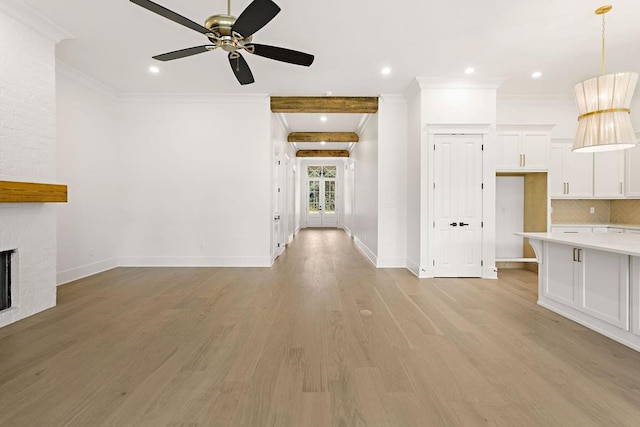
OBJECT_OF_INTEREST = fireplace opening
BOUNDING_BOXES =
[0,250,13,311]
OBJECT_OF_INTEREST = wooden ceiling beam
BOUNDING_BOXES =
[288,132,359,143]
[0,180,68,203]
[296,150,350,158]
[271,97,378,113]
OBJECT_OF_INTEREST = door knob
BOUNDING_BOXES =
[449,222,458,226]
[459,222,469,227]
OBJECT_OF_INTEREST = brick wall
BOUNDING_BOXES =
[0,8,61,327]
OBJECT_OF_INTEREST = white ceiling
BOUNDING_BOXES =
[16,0,640,140]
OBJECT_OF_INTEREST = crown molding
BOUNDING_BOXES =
[118,92,270,104]
[0,0,72,43]
[274,113,290,135]
[379,94,407,105]
[356,114,373,135]
[497,95,575,105]
[56,61,119,101]
[416,77,507,90]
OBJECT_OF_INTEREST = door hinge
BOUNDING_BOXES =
[481,260,484,266]
[481,144,484,151]
[278,160,281,165]
[481,183,484,189]
[433,260,435,266]
[434,144,436,151]
[481,221,484,228]
[433,182,436,190]
[278,188,281,193]
[277,243,281,248]
[433,221,435,228]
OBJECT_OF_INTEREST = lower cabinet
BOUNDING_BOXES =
[545,242,629,330]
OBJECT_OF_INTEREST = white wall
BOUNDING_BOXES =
[0,6,66,327]
[405,90,422,275]
[377,96,407,267]
[497,97,577,137]
[350,114,379,264]
[56,65,119,284]
[116,94,272,267]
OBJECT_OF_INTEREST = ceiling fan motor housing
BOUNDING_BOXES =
[205,14,252,51]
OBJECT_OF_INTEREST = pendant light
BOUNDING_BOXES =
[572,5,638,153]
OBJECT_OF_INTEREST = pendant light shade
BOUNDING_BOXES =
[572,72,638,152]
[572,5,638,153]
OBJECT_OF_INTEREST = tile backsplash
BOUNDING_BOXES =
[611,200,640,224]
[551,200,610,224]
[552,199,640,225]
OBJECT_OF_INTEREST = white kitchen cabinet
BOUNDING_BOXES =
[580,248,629,329]
[544,241,629,329]
[496,125,553,171]
[608,227,625,234]
[550,226,593,233]
[549,142,593,198]
[625,144,640,197]
[594,150,625,198]
[626,229,640,235]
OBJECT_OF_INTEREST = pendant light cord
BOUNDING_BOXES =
[228,0,231,15]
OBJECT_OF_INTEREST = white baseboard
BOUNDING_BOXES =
[376,258,406,268]
[342,225,353,238]
[117,256,272,267]
[406,259,420,277]
[354,237,377,267]
[57,258,119,286]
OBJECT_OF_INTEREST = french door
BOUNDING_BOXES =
[306,166,338,227]
[433,135,483,277]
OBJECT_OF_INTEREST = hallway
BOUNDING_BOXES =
[1,229,640,425]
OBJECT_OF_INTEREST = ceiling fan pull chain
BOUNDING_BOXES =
[228,0,231,15]
[236,57,240,72]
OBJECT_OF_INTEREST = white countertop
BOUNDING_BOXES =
[551,224,640,230]
[517,232,640,257]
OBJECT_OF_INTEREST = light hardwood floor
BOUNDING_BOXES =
[1,229,640,426]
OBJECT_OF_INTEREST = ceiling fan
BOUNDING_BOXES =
[130,0,315,85]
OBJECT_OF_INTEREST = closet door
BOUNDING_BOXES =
[433,135,483,277]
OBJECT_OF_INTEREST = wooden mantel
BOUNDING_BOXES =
[0,180,68,203]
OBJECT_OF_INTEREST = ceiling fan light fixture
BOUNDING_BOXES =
[572,5,638,153]
[149,66,160,74]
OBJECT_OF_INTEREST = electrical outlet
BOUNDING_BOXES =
[590,207,595,214]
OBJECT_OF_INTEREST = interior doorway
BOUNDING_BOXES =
[305,165,338,227]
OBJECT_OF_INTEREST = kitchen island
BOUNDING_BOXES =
[517,232,640,351]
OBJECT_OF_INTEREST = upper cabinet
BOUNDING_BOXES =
[625,142,640,197]
[594,150,625,199]
[495,125,554,172]
[549,142,593,198]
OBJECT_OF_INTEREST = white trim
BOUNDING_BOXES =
[56,61,119,101]
[405,259,420,277]
[496,124,556,133]
[376,258,406,268]
[118,256,273,267]
[354,237,377,267]
[416,77,506,90]
[356,114,373,135]
[57,258,119,286]
[341,225,353,238]
[379,94,407,104]
[118,93,270,104]
[425,123,493,135]
[275,113,291,135]
[0,0,72,43]
[498,95,574,105]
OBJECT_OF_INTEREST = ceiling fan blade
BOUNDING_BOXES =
[228,52,255,85]
[245,44,314,66]
[153,45,216,62]
[232,0,281,38]
[130,0,212,35]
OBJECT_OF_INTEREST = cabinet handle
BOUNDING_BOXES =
[567,182,570,194]
[577,249,583,263]
[523,154,526,168]
[573,248,577,262]
[519,154,523,167]
[620,182,623,194]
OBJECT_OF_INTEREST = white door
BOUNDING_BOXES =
[433,135,483,277]
[306,165,338,228]
[273,156,284,257]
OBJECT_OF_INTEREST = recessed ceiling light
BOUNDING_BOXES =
[321,141,326,145]
[465,67,475,74]
[149,66,160,74]
[531,71,542,79]
[381,67,391,75]
[320,116,328,122]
